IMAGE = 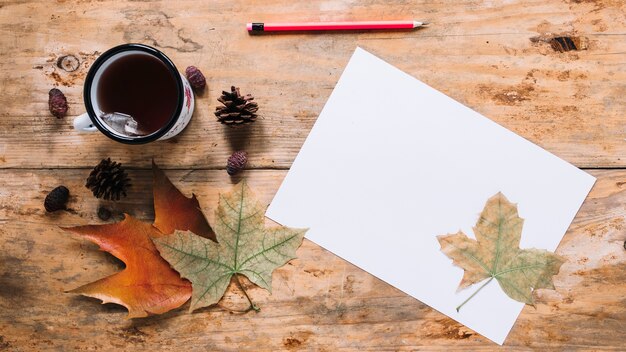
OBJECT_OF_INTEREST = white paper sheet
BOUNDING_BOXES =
[266,47,595,345]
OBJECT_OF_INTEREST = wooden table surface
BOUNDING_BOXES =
[1,0,625,351]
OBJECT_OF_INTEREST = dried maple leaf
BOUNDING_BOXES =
[152,161,215,241]
[63,215,192,318]
[62,163,214,317]
[153,181,307,312]
[437,192,565,311]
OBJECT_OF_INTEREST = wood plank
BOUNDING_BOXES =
[0,169,623,350]
[0,0,624,169]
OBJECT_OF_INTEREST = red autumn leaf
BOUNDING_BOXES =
[63,162,214,317]
[152,160,216,241]
[63,215,191,318]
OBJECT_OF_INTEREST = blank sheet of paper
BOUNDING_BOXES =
[266,47,595,345]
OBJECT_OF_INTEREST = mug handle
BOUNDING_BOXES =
[73,113,98,132]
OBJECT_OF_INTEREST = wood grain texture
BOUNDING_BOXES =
[0,0,624,169]
[0,169,624,351]
[0,0,625,350]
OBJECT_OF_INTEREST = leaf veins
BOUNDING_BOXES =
[154,181,307,312]
[437,192,565,311]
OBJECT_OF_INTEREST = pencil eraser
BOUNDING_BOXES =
[246,23,252,31]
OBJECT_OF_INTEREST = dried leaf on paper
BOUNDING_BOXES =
[437,192,565,311]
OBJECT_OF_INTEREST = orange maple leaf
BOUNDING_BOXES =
[152,160,215,241]
[63,162,215,318]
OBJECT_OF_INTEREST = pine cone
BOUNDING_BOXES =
[215,86,258,126]
[227,151,248,175]
[185,66,206,91]
[97,206,112,221]
[44,186,69,212]
[85,158,131,201]
[48,88,68,118]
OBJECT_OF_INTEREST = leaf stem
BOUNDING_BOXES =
[456,277,494,312]
[234,274,260,312]
[217,303,256,314]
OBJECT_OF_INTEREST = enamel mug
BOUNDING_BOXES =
[73,43,194,144]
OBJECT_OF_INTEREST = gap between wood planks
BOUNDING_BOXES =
[0,166,624,171]
[0,166,292,171]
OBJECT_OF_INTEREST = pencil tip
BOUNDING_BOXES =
[413,20,430,28]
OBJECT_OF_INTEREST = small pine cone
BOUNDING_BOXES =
[85,158,132,201]
[97,206,112,221]
[215,86,258,126]
[44,186,69,212]
[227,151,248,175]
[185,66,206,91]
[48,88,68,118]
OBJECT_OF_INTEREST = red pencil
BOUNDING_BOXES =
[247,20,429,33]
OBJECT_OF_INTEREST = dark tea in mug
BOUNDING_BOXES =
[96,53,178,135]
[76,44,195,144]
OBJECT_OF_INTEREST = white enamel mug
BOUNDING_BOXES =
[74,43,194,144]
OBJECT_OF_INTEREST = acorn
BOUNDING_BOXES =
[227,151,248,175]
[44,186,70,212]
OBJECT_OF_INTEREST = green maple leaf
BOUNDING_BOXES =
[153,181,307,312]
[437,192,565,311]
